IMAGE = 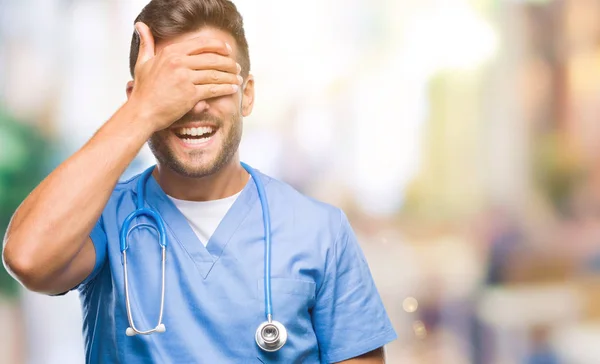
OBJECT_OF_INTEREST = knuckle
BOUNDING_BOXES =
[210,70,220,81]
[168,56,182,68]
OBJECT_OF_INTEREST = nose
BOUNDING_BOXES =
[191,100,209,114]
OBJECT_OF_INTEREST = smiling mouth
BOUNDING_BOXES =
[173,126,218,145]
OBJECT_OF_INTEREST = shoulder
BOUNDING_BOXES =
[101,170,144,213]
[258,170,348,237]
[114,167,149,193]
[111,174,138,198]
[115,169,144,190]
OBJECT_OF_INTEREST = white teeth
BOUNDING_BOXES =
[181,136,212,145]
[179,126,213,137]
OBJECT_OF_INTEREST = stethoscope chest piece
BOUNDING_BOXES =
[255,320,287,352]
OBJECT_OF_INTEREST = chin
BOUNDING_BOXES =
[161,151,235,179]
[167,159,220,178]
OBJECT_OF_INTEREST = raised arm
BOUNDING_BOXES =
[2,22,241,295]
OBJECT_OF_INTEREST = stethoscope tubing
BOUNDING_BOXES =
[119,163,277,331]
[241,162,274,321]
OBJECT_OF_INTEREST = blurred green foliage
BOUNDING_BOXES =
[0,108,53,299]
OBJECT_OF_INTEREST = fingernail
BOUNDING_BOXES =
[231,84,239,92]
[226,43,232,53]
[237,75,243,84]
[236,63,241,73]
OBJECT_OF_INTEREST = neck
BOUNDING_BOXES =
[153,156,249,201]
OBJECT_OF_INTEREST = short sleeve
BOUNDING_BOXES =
[312,211,397,363]
[50,216,108,296]
[77,216,108,288]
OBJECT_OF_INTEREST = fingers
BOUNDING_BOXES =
[183,53,240,74]
[189,70,243,87]
[169,37,233,57]
[195,84,240,101]
[135,22,155,68]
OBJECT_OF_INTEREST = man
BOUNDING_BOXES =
[3,0,397,362]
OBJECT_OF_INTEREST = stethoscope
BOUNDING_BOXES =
[119,162,287,352]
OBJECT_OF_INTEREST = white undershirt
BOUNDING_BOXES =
[167,191,241,246]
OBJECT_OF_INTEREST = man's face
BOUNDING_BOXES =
[128,27,254,178]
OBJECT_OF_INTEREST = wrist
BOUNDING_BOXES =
[100,101,155,146]
[120,99,157,139]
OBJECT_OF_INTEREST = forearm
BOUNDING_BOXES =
[3,101,152,285]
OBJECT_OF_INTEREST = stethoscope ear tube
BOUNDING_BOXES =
[122,241,167,336]
[120,169,168,337]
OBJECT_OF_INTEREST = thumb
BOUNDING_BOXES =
[134,22,155,68]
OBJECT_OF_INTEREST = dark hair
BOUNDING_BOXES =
[129,0,250,78]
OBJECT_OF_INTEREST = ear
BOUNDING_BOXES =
[126,80,134,100]
[241,74,255,117]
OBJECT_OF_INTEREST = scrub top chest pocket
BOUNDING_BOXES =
[256,278,318,362]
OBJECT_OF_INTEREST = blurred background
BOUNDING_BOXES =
[1,0,600,363]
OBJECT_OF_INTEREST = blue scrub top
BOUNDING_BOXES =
[76,166,397,363]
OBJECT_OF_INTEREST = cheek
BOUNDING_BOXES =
[150,130,173,146]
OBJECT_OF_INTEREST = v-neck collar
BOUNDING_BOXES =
[140,168,265,279]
